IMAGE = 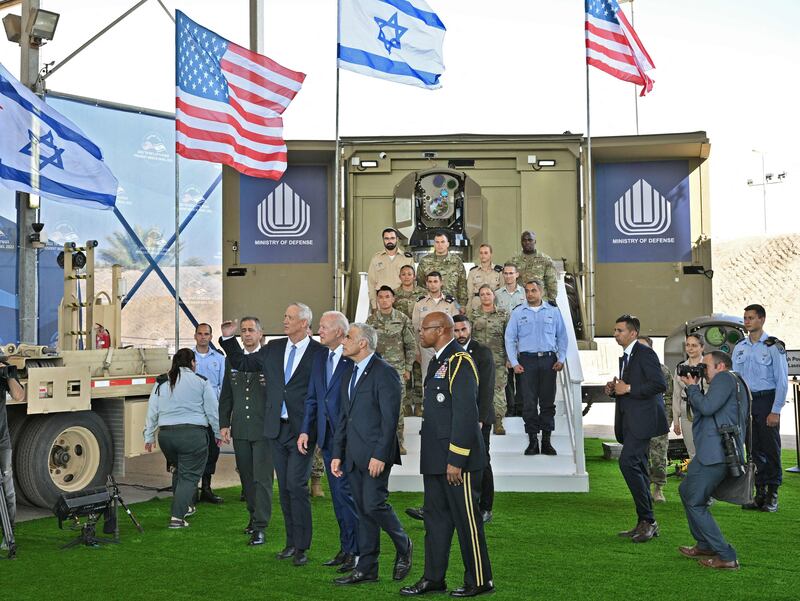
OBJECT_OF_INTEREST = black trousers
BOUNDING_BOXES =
[272,421,313,550]
[203,425,220,478]
[479,424,494,512]
[619,432,653,523]
[518,353,557,433]
[233,437,274,531]
[348,464,408,575]
[751,390,783,487]
[505,369,523,417]
[422,470,492,588]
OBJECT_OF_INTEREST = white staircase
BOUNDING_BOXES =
[380,274,589,493]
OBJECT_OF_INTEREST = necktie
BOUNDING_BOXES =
[349,365,359,399]
[282,345,297,418]
[620,353,628,378]
[326,351,335,386]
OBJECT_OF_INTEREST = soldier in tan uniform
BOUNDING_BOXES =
[470,285,510,435]
[412,271,459,414]
[416,231,467,308]
[367,228,414,311]
[466,243,503,315]
[393,264,426,416]
[507,230,557,302]
[366,286,417,454]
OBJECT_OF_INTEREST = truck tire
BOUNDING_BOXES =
[7,412,32,507]
[15,412,114,509]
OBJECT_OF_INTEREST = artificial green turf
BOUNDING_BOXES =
[3,439,799,600]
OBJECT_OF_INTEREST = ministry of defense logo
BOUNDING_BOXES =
[614,179,671,236]
[257,183,310,238]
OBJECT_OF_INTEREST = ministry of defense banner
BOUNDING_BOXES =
[595,160,691,263]
[239,165,328,264]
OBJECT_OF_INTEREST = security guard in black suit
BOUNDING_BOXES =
[401,312,494,598]
[219,317,273,546]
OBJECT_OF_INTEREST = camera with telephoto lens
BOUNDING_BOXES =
[718,424,745,478]
[677,362,706,380]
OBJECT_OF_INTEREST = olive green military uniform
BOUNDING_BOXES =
[367,249,414,310]
[394,284,427,414]
[469,307,510,422]
[366,308,417,451]
[219,357,273,532]
[416,252,468,307]
[507,250,557,301]
[466,264,503,314]
[648,364,675,491]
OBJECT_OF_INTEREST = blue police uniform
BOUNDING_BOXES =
[732,332,788,507]
[504,302,568,439]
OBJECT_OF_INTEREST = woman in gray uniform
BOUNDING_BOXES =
[144,348,220,528]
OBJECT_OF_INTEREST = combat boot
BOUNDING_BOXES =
[310,475,325,498]
[199,475,224,504]
[653,484,666,503]
[524,433,540,455]
[493,418,506,436]
[742,484,766,510]
[540,431,557,456]
[761,485,779,512]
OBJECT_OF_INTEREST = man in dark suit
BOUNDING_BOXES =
[297,311,359,573]
[405,314,496,524]
[330,323,412,585]
[605,314,668,544]
[220,303,322,566]
[401,312,493,598]
[678,351,748,570]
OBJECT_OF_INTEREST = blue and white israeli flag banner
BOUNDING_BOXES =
[0,63,117,209]
[338,0,446,89]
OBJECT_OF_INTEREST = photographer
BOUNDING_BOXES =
[1,361,25,550]
[677,351,748,571]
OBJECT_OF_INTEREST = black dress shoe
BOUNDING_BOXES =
[337,554,357,573]
[334,570,379,585]
[293,549,309,566]
[405,507,425,521]
[393,539,413,580]
[199,487,224,504]
[450,581,495,597]
[276,546,296,560]
[323,549,347,566]
[481,510,493,524]
[247,531,265,546]
[400,578,448,596]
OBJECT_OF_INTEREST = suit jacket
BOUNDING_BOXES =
[420,339,486,475]
[613,341,669,443]
[464,339,496,426]
[686,370,749,466]
[218,357,267,440]
[332,354,402,472]
[301,348,353,450]
[220,336,322,440]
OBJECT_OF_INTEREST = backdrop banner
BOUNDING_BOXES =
[595,160,691,263]
[239,165,328,264]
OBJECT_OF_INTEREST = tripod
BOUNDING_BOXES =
[61,512,118,549]
[0,479,16,559]
[106,475,143,539]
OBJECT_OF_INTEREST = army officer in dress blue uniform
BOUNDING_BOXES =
[401,312,493,598]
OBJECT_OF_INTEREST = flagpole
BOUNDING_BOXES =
[584,56,596,342]
[333,0,342,312]
[630,0,640,134]
[173,7,180,353]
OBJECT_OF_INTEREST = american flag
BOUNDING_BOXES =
[585,0,654,96]
[175,11,305,179]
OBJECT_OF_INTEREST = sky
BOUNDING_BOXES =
[1,0,798,241]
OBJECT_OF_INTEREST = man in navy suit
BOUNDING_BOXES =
[298,311,359,573]
[331,323,413,585]
[605,314,668,544]
[677,351,748,570]
[220,303,322,566]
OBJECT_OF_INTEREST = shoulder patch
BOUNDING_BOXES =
[494,264,503,272]
[195,373,208,381]
[511,303,523,311]
[469,265,479,271]
[156,373,169,384]
[444,295,455,303]
[418,295,427,301]
[765,336,786,353]
[404,251,413,258]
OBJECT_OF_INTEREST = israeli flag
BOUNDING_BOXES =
[0,63,117,209]
[338,0,446,89]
